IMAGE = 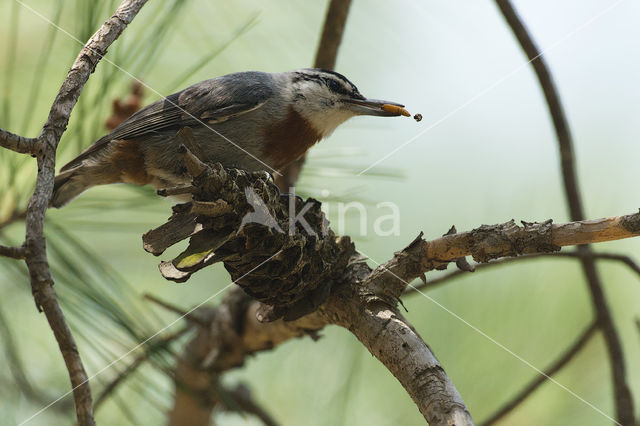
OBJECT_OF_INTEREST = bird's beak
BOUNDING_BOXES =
[343,98,410,117]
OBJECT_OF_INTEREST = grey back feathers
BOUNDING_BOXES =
[52,69,365,208]
[60,71,276,172]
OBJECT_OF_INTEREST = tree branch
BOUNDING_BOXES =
[0,208,27,231]
[0,129,36,155]
[367,215,640,299]
[480,321,598,425]
[0,243,25,260]
[217,383,280,426]
[169,288,325,425]
[495,1,635,423]
[0,1,149,424]
[326,275,473,424]
[274,0,352,191]
[314,0,352,70]
[162,155,473,425]
[143,293,209,327]
[196,5,351,420]
[94,326,190,410]
[160,152,639,425]
[406,250,640,294]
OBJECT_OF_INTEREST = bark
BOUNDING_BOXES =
[495,1,635,422]
[407,251,640,293]
[0,1,149,424]
[0,129,36,154]
[161,150,640,425]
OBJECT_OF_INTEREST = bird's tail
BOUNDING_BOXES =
[51,138,121,208]
[51,168,95,208]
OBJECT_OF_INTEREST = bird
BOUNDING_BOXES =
[51,68,409,208]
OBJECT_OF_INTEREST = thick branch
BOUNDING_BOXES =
[171,283,473,426]
[325,277,473,425]
[0,1,149,425]
[367,215,640,299]
[168,207,640,424]
[159,154,639,425]
[495,1,635,423]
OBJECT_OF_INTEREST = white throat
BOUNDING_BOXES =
[299,107,355,138]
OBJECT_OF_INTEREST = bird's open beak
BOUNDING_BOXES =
[344,98,410,117]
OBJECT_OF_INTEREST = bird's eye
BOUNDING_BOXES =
[327,80,341,92]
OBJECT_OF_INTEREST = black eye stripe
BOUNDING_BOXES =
[292,70,363,98]
[323,78,350,95]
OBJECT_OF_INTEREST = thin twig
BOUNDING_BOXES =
[94,326,190,409]
[0,128,36,154]
[405,251,640,294]
[143,294,209,327]
[274,0,352,191]
[480,321,598,425]
[0,1,150,425]
[495,1,635,423]
[217,383,280,426]
[0,208,27,231]
[0,244,25,260]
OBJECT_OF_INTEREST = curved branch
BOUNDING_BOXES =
[160,155,640,424]
[495,1,635,423]
[326,282,473,425]
[0,1,149,424]
[170,284,473,426]
[494,0,577,212]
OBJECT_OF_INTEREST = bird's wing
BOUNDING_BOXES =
[60,72,274,172]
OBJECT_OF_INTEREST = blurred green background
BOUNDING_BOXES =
[1,0,639,425]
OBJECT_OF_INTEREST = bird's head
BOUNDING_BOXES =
[286,68,408,137]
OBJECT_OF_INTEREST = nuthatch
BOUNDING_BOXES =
[51,68,409,208]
